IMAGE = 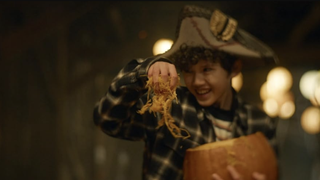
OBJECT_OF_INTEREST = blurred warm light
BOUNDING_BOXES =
[277,91,294,105]
[310,86,320,106]
[232,72,243,92]
[260,82,268,101]
[266,66,292,94]
[261,67,295,119]
[301,106,320,134]
[279,100,295,119]
[299,70,320,100]
[261,89,295,119]
[263,98,279,117]
[260,81,294,102]
[152,38,173,55]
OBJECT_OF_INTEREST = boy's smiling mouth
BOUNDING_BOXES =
[196,89,210,95]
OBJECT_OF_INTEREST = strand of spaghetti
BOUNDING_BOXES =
[137,76,190,139]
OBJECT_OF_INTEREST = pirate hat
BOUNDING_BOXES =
[159,5,279,68]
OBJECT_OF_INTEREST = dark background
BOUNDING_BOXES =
[0,1,319,180]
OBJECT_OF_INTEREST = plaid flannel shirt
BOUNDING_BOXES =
[93,57,278,180]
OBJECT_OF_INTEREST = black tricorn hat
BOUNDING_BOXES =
[159,5,279,69]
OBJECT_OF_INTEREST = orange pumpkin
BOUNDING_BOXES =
[183,132,278,180]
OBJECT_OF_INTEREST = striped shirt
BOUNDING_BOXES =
[204,106,234,141]
[93,57,278,180]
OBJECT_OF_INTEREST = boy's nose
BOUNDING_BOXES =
[193,73,205,86]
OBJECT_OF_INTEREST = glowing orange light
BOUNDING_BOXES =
[232,72,243,92]
[301,106,320,134]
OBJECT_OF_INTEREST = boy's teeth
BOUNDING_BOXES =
[197,90,209,94]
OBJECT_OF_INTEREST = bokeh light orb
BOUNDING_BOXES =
[263,98,279,117]
[266,66,292,94]
[260,81,294,103]
[260,82,268,101]
[279,100,295,119]
[301,106,320,134]
[232,72,243,92]
[310,86,320,106]
[299,70,320,100]
[152,38,173,56]
[276,91,294,105]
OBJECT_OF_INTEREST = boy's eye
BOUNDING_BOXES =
[203,68,213,72]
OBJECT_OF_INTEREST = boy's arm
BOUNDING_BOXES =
[237,102,278,154]
[93,57,171,141]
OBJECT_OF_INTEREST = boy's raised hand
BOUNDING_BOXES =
[148,61,179,91]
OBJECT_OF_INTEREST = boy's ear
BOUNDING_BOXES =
[231,59,243,78]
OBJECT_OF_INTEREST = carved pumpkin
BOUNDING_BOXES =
[183,132,278,180]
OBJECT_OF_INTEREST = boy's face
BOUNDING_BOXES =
[182,60,238,108]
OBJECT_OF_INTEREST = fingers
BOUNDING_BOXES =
[227,165,242,180]
[212,173,223,180]
[252,172,266,180]
[147,62,178,90]
[213,166,263,180]
[149,63,160,92]
[147,65,154,77]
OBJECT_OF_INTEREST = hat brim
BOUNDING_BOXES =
[159,7,279,69]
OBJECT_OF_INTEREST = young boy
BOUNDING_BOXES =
[93,5,279,180]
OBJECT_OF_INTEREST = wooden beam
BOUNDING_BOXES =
[288,2,320,46]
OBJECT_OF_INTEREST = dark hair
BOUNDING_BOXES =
[169,44,238,73]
